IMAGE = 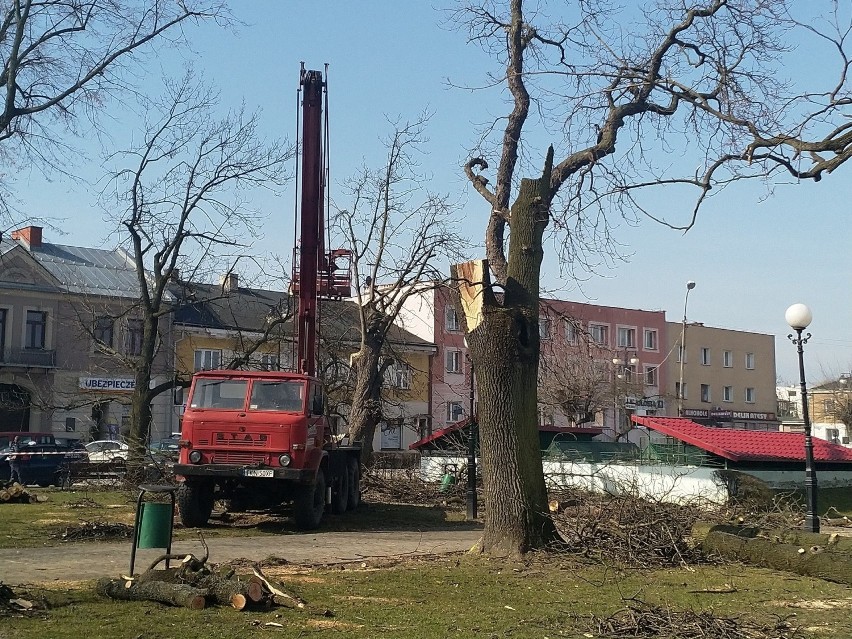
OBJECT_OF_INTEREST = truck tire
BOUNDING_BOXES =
[177,481,215,527]
[347,457,361,510]
[330,465,349,515]
[293,468,325,530]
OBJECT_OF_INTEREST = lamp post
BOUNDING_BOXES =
[786,303,819,533]
[464,341,477,521]
[677,281,696,416]
[612,351,640,436]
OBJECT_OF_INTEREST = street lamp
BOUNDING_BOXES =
[612,351,640,436]
[786,303,819,533]
[463,339,477,521]
[677,281,696,416]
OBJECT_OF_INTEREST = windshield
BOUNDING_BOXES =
[249,380,304,412]
[189,379,248,410]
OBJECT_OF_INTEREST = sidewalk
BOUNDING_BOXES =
[0,528,482,585]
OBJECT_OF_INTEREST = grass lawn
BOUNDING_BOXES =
[3,554,852,638]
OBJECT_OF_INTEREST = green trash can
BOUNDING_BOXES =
[129,484,177,575]
[138,502,172,548]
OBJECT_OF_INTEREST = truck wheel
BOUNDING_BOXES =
[293,468,326,530]
[177,481,215,527]
[330,465,349,515]
[347,457,361,510]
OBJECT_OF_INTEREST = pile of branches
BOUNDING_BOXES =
[96,545,306,612]
[0,481,41,504]
[572,601,798,639]
[550,490,707,566]
[0,582,41,618]
[51,519,133,542]
[361,465,471,506]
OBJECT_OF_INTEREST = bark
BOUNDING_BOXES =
[694,524,852,585]
[96,577,207,609]
[459,149,561,555]
[346,319,387,464]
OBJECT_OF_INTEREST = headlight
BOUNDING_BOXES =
[278,454,291,467]
[188,450,202,464]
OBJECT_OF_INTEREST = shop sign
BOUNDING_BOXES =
[79,377,136,392]
[625,397,665,410]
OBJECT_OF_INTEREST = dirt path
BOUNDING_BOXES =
[0,528,482,585]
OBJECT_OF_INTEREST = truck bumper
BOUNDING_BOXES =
[174,464,314,482]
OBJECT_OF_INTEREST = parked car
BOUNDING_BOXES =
[149,439,180,458]
[0,441,86,486]
[84,440,129,463]
[54,437,85,450]
[0,431,55,449]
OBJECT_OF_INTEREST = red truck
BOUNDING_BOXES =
[174,67,360,529]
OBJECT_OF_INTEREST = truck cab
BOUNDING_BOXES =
[175,370,360,529]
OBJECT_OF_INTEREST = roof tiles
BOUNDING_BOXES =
[633,416,852,463]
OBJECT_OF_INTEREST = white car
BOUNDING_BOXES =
[85,440,129,463]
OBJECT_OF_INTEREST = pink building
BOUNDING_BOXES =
[396,284,669,441]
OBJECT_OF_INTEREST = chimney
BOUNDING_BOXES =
[11,226,43,249]
[220,272,239,293]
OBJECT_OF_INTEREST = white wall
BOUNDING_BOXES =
[419,455,852,500]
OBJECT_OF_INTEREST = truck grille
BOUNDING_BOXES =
[210,451,268,465]
[199,434,271,447]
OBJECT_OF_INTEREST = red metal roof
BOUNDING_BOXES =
[633,416,852,463]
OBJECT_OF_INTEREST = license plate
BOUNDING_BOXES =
[242,468,274,478]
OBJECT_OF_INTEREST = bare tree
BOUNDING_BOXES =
[101,74,293,469]
[333,115,466,462]
[454,0,852,555]
[0,0,227,223]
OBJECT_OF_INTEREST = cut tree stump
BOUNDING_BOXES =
[96,578,207,609]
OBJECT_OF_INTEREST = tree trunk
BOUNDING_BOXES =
[461,149,561,555]
[346,335,384,464]
[96,578,207,609]
[127,313,161,480]
[693,523,852,585]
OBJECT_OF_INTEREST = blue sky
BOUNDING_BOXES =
[16,1,852,385]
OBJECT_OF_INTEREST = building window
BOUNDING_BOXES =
[644,366,658,386]
[260,354,279,371]
[417,417,431,439]
[538,316,551,340]
[676,382,688,400]
[676,344,686,363]
[445,349,462,374]
[745,387,755,403]
[25,310,47,349]
[700,347,711,366]
[194,349,222,371]
[385,361,412,390]
[94,316,114,349]
[746,352,755,369]
[446,401,464,423]
[0,308,6,358]
[126,319,144,356]
[700,384,711,403]
[445,306,461,332]
[564,320,578,344]
[617,326,636,348]
[643,329,658,351]
[823,399,835,413]
[723,350,733,368]
[589,323,608,346]
[723,386,733,402]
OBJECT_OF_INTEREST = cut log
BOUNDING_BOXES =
[96,577,206,609]
[694,524,852,585]
[0,490,10,502]
[251,567,306,608]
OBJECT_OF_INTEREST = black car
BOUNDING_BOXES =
[1,442,87,486]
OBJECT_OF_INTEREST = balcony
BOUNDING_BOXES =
[0,348,57,368]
